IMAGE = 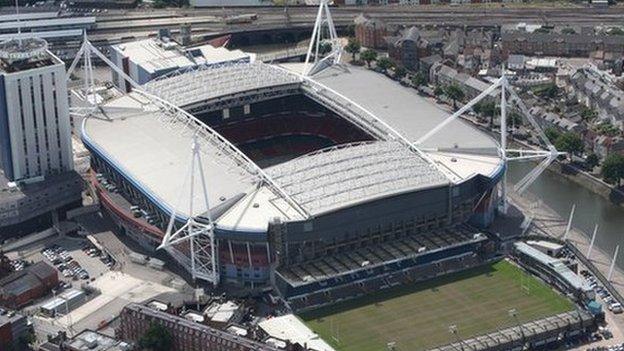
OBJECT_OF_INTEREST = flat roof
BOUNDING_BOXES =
[0,16,95,31]
[113,39,195,75]
[258,314,335,351]
[305,65,503,180]
[0,12,58,22]
[113,39,253,76]
[82,63,504,227]
[0,29,83,41]
[82,92,255,219]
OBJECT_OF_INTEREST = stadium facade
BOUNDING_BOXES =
[79,60,505,301]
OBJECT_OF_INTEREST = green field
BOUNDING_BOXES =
[299,260,574,351]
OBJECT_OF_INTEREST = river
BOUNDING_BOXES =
[507,162,624,267]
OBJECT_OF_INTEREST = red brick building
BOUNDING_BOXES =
[0,262,58,309]
[354,14,388,49]
[117,303,284,351]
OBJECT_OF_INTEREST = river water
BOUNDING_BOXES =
[507,162,624,267]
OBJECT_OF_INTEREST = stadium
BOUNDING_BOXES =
[80,56,505,299]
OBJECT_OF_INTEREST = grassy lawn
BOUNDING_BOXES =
[299,260,574,351]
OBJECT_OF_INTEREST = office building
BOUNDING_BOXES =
[0,37,73,182]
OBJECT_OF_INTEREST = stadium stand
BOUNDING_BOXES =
[276,225,495,311]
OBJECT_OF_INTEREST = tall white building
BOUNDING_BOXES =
[0,37,73,182]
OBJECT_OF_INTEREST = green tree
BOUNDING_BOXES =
[360,49,377,68]
[394,66,407,80]
[376,57,393,73]
[444,84,465,110]
[434,86,445,97]
[580,106,598,121]
[139,323,173,351]
[544,127,562,144]
[602,153,624,186]
[411,72,427,88]
[478,101,498,128]
[554,132,584,156]
[586,153,600,170]
[345,38,361,61]
[535,83,559,99]
[507,111,523,126]
[318,41,332,56]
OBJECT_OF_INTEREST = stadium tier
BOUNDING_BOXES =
[79,61,505,287]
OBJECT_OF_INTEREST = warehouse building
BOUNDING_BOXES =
[0,261,58,309]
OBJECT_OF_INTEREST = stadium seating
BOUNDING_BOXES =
[276,225,495,311]
[212,111,374,165]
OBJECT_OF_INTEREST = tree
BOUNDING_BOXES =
[139,323,173,351]
[376,57,393,73]
[580,106,598,121]
[345,38,361,61]
[478,101,498,128]
[507,111,523,127]
[360,49,377,68]
[434,86,445,97]
[411,72,427,88]
[535,83,559,99]
[394,66,407,80]
[318,41,333,56]
[544,127,562,144]
[554,132,584,156]
[586,153,600,170]
[444,84,465,110]
[602,153,624,186]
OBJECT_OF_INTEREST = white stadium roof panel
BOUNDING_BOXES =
[144,62,300,108]
[82,92,256,219]
[81,62,504,225]
[266,141,449,216]
[310,66,499,151]
[305,65,504,180]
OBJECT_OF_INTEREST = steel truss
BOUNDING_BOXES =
[413,72,563,213]
[158,135,218,285]
[303,0,342,76]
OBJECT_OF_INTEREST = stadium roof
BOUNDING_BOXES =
[266,141,448,216]
[82,92,258,219]
[82,62,503,229]
[144,62,298,108]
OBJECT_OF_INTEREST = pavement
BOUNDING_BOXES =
[73,211,191,288]
[33,271,175,339]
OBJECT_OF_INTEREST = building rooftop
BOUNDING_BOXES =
[266,141,448,216]
[0,37,58,73]
[66,330,132,351]
[258,314,334,351]
[81,63,504,229]
[204,300,240,323]
[515,242,591,293]
[112,38,253,76]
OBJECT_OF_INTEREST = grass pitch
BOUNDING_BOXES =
[299,260,574,351]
